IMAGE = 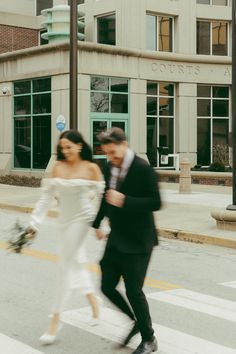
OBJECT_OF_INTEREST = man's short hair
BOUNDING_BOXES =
[97,127,127,145]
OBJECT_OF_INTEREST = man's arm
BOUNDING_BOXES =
[123,165,161,213]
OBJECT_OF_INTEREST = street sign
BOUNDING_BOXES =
[56,115,66,132]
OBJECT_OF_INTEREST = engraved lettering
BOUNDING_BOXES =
[160,63,166,72]
[178,65,184,74]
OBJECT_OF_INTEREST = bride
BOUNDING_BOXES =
[27,129,105,345]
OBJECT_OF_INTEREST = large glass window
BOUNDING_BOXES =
[197,85,229,165]
[36,0,53,16]
[90,76,129,158]
[197,20,228,55]
[146,14,173,52]
[197,0,228,5]
[13,78,51,169]
[97,14,116,45]
[146,82,175,167]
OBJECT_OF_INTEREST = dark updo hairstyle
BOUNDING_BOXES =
[57,129,93,162]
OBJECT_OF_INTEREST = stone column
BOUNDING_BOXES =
[179,158,192,194]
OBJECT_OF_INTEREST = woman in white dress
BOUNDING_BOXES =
[27,130,105,345]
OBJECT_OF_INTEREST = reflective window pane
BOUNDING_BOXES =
[92,121,108,155]
[97,14,116,45]
[197,85,211,97]
[36,0,53,16]
[159,118,174,166]
[33,78,51,92]
[146,15,157,51]
[159,97,174,116]
[33,93,51,114]
[147,117,158,166]
[91,77,109,91]
[158,16,172,52]
[147,96,157,115]
[111,121,126,130]
[213,86,229,98]
[197,21,210,54]
[14,96,31,115]
[14,81,30,95]
[111,78,128,92]
[197,0,210,3]
[147,82,157,95]
[212,22,227,56]
[197,119,211,165]
[213,99,229,117]
[159,83,174,96]
[212,0,227,5]
[213,119,229,164]
[14,117,31,168]
[91,92,109,112]
[111,94,128,113]
[33,116,51,169]
[197,99,211,116]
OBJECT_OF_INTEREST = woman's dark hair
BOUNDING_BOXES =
[57,130,93,162]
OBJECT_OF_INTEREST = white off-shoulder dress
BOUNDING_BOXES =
[29,178,105,313]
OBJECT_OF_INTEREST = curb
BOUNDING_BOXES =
[158,227,236,250]
[0,203,236,250]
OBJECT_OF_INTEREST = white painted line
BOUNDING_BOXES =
[0,334,43,354]
[220,281,236,289]
[147,289,236,322]
[61,306,236,354]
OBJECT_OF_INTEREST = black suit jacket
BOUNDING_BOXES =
[93,155,162,254]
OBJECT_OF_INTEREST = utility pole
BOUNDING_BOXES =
[69,0,78,130]
[227,0,236,210]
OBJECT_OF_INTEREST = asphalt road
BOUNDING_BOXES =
[0,209,236,354]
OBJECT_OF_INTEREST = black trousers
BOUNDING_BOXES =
[100,247,154,341]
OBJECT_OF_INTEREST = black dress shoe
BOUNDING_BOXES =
[120,321,139,347]
[131,336,158,354]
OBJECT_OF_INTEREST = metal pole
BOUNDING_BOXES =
[70,0,78,130]
[227,0,236,210]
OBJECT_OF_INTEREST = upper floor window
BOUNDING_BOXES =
[197,20,228,55]
[197,0,228,5]
[97,14,116,46]
[36,0,53,16]
[68,0,85,4]
[146,14,173,52]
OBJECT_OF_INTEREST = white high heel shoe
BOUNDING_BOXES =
[39,323,62,345]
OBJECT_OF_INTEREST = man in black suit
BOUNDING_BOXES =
[93,128,161,354]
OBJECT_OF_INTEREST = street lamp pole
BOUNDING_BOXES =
[69,0,78,130]
[227,0,236,209]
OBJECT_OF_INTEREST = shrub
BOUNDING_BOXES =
[209,162,225,172]
[0,175,41,187]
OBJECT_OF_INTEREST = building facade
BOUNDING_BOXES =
[0,0,232,176]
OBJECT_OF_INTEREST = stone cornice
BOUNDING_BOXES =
[0,41,232,65]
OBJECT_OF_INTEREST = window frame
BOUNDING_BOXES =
[146,81,175,168]
[196,19,229,56]
[13,77,52,170]
[196,0,229,5]
[146,13,174,53]
[95,12,116,46]
[197,85,230,165]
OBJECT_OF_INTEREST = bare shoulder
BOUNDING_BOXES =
[88,162,103,181]
[52,161,64,177]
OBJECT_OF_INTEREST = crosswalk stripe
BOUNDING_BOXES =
[220,281,236,289]
[147,288,236,322]
[61,306,236,354]
[0,333,43,354]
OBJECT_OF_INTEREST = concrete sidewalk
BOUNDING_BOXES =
[0,182,236,249]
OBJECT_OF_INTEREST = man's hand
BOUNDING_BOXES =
[106,189,125,208]
[95,229,107,240]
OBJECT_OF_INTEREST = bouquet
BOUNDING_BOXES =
[6,219,36,254]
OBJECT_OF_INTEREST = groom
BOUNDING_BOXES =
[93,127,161,354]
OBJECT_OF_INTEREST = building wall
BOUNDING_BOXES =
[0,0,233,175]
[0,24,39,54]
